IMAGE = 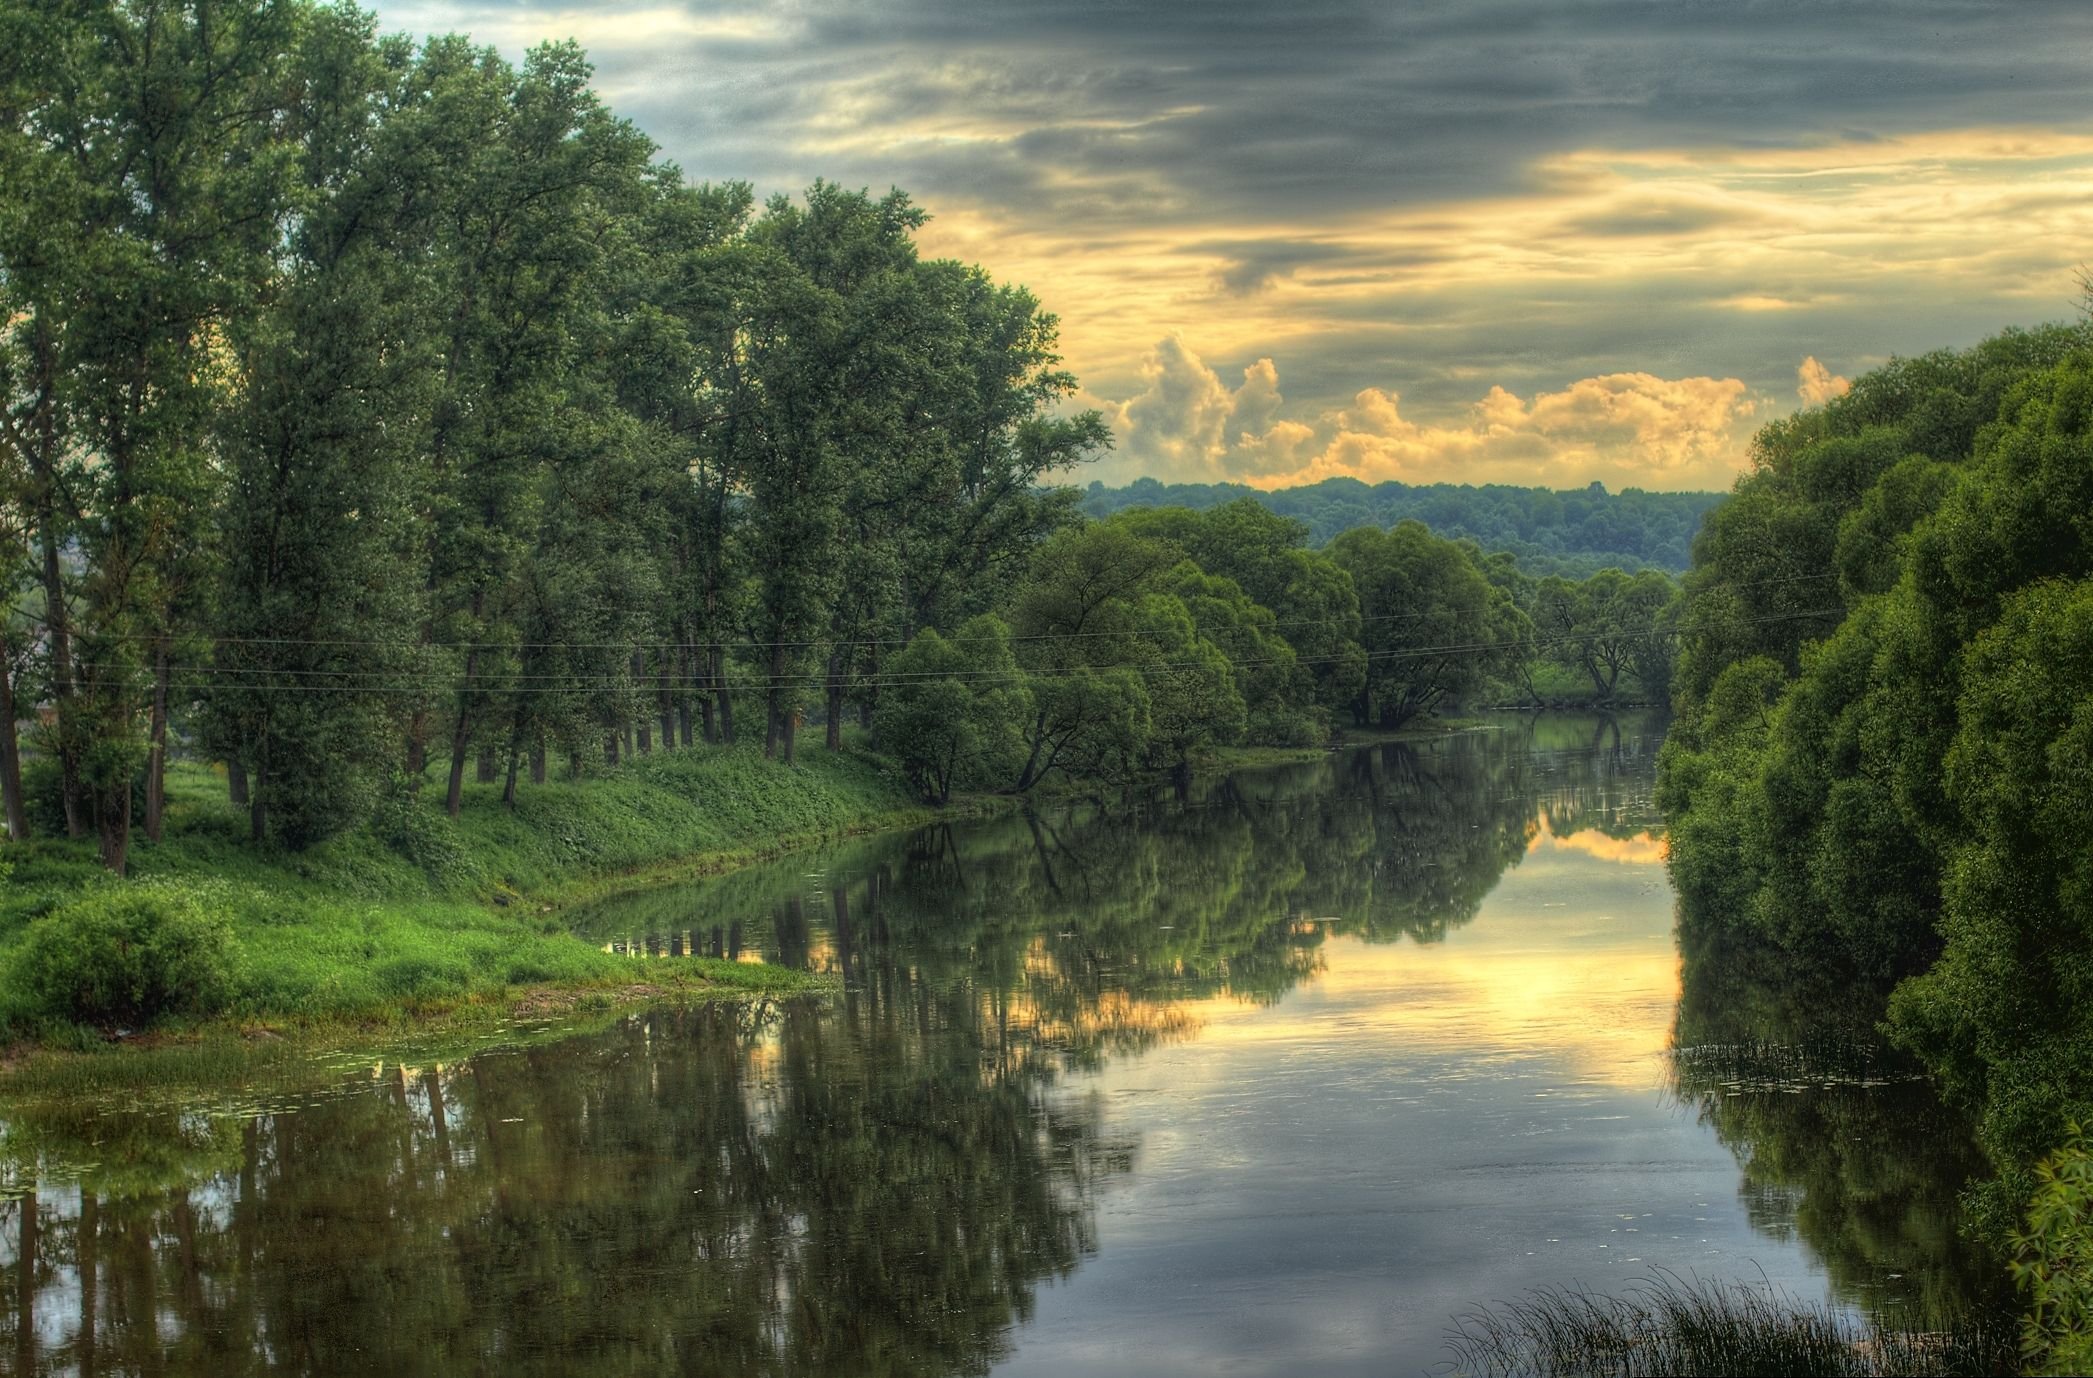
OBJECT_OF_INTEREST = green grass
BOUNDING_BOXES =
[0,741,964,1049]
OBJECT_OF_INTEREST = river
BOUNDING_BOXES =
[0,714,2006,1375]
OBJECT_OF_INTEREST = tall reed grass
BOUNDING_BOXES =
[1443,1271,2017,1377]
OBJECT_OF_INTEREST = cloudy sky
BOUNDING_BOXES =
[373,0,2093,490]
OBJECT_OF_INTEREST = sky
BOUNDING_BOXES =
[370,0,2093,491]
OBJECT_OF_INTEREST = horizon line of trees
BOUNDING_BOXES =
[1080,475,1721,576]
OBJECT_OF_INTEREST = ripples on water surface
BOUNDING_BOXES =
[0,714,2006,1375]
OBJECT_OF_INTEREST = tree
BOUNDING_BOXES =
[1132,594,1244,777]
[412,40,658,817]
[871,616,1030,804]
[1533,568,1676,700]
[0,0,299,871]
[208,6,438,846]
[1328,521,1497,728]
[1165,563,1315,744]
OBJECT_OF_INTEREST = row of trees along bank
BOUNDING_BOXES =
[1654,321,2093,1345]
[0,1,1685,875]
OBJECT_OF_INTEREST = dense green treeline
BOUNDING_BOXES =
[0,0,1105,870]
[0,1,1688,880]
[1081,475,1721,575]
[1656,320,2093,1352]
[868,504,1680,802]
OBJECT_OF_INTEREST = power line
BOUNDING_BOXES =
[45,606,1844,697]
[8,568,1840,657]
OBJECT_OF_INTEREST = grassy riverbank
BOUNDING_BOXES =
[0,743,980,1051]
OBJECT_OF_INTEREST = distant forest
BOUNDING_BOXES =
[1080,478,1724,576]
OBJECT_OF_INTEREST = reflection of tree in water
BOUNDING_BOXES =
[0,989,1130,1377]
[571,713,1667,1060]
[0,714,1678,1376]
[1667,927,2013,1329]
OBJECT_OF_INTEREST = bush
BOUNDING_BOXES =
[9,880,239,1027]
[2015,1125,2093,1375]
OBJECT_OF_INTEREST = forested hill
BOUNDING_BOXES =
[1080,477,1723,576]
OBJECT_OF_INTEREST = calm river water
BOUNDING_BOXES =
[0,715,2006,1375]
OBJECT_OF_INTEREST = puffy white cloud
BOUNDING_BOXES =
[1087,337,1765,490]
[1089,337,1307,478]
[1797,355,1851,405]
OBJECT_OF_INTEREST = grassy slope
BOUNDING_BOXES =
[0,742,954,1041]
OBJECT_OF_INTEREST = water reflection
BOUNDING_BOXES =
[1666,929,2011,1327]
[0,714,2002,1375]
[0,995,1129,1377]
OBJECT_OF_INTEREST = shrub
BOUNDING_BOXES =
[9,879,239,1027]
[2014,1125,2093,1375]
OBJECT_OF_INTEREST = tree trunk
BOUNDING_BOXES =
[145,639,170,842]
[445,705,471,819]
[476,746,496,784]
[249,741,267,843]
[605,732,620,766]
[661,704,677,753]
[1015,717,1048,792]
[569,748,584,780]
[404,715,426,783]
[27,328,83,839]
[227,758,249,807]
[500,709,525,808]
[712,646,734,744]
[530,739,546,785]
[78,1190,96,1378]
[677,642,696,747]
[15,1184,35,1378]
[859,644,878,729]
[783,707,798,766]
[37,521,83,837]
[765,644,786,759]
[631,651,652,754]
[825,645,845,751]
[95,772,130,877]
[0,624,28,842]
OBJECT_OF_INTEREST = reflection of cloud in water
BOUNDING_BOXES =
[1192,831,1679,1090]
[1530,815,1668,866]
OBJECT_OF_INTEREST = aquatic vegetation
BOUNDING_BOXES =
[1445,1272,2017,1377]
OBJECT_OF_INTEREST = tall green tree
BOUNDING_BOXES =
[209,6,437,846]
[871,616,1030,804]
[1,0,299,871]
[1328,520,1498,729]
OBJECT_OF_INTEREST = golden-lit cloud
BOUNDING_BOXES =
[1086,336,1773,490]
[1796,356,1851,405]
[914,127,2093,487]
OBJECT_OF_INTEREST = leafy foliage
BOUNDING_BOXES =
[1659,322,2093,1223]
[2014,1126,2093,1376]
[9,879,237,1027]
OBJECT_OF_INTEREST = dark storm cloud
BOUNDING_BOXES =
[386,0,2093,224]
